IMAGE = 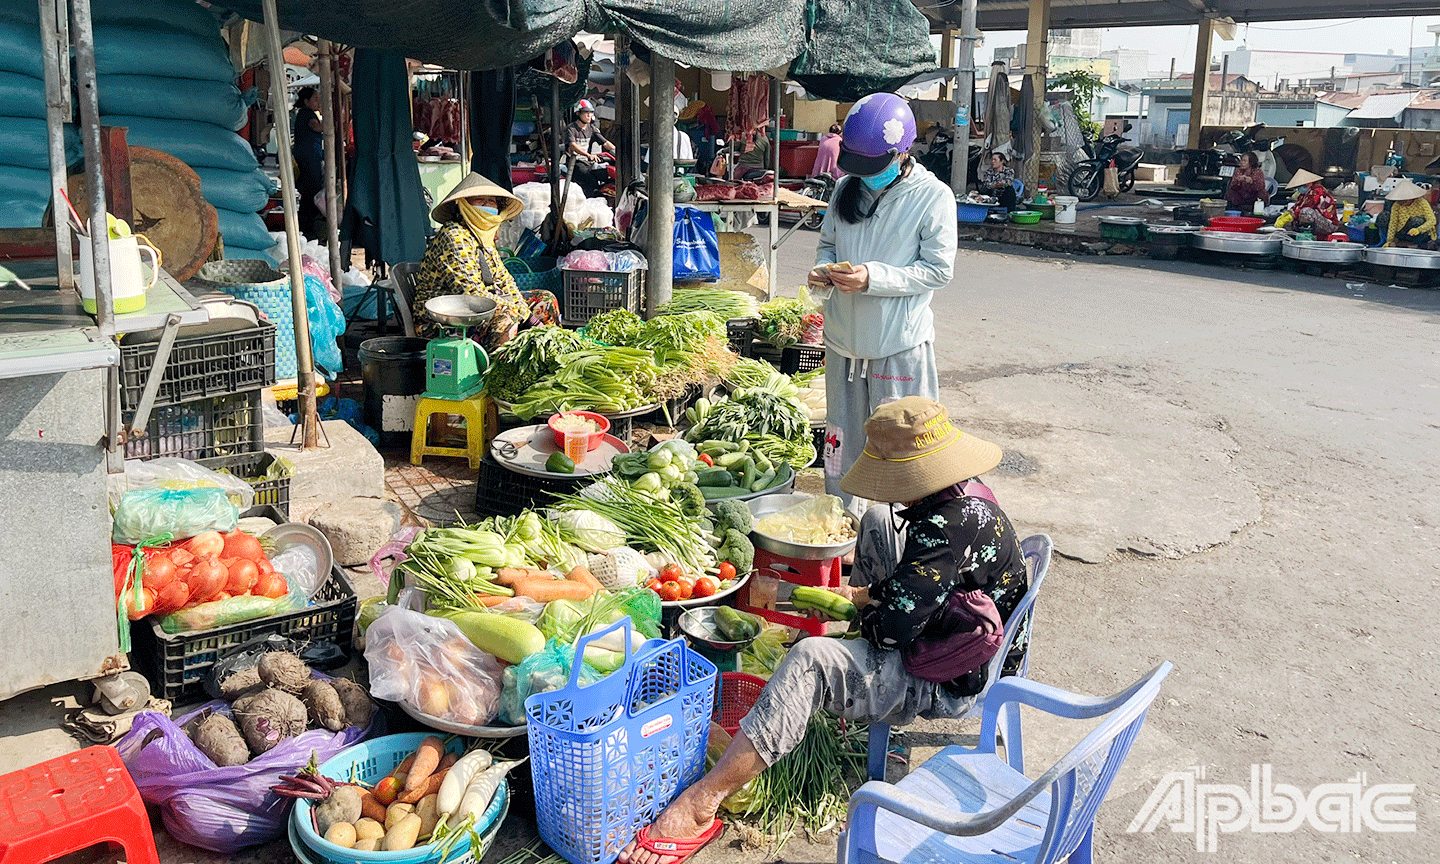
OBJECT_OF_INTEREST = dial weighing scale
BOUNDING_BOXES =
[421,294,497,400]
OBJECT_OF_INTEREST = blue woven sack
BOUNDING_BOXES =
[526,619,716,864]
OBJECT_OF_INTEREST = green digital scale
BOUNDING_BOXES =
[421,294,497,400]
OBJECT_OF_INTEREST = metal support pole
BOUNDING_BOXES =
[1021,0,1051,191]
[318,39,345,301]
[262,0,320,448]
[1187,17,1215,151]
[645,53,676,316]
[952,0,979,195]
[549,79,563,242]
[71,0,111,335]
[39,0,73,290]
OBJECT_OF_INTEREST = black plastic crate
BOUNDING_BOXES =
[726,318,757,357]
[782,344,826,375]
[131,502,358,704]
[198,451,293,518]
[474,456,598,518]
[561,268,645,327]
[119,321,276,411]
[750,340,783,370]
[123,390,264,461]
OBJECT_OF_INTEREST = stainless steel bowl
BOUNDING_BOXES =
[746,493,859,560]
[677,607,758,652]
[1192,231,1282,255]
[1282,239,1364,264]
[423,294,498,327]
[1363,247,1440,269]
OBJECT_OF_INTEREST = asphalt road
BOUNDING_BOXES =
[758,231,1440,863]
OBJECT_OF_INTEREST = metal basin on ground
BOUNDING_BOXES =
[1282,239,1364,264]
[1192,231,1282,256]
[1362,247,1440,269]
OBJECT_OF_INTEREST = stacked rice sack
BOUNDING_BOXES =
[0,3,80,227]
[91,0,277,261]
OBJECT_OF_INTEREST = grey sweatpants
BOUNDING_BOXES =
[823,342,939,513]
[736,507,976,766]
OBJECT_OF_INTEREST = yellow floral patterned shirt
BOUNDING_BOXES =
[412,222,527,339]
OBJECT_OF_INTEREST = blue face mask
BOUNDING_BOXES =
[477,205,499,216]
[861,159,901,190]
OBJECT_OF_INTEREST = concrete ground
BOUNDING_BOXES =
[6,223,1438,863]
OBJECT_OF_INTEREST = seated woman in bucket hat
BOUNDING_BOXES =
[619,397,1028,864]
[412,172,560,348]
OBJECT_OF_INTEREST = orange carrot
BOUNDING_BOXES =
[398,752,458,804]
[475,593,510,607]
[494,566,555,587]
[566,565,603,592]
[360,790,387,822]
[403,736,446,796]
[510,578,594,603]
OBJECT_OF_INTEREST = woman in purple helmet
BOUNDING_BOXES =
[806,93,957,511]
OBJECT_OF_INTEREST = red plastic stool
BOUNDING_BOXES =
[0,745,159,864]
[737,548,846,637]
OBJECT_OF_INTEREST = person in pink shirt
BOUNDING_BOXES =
[809,124,846,179]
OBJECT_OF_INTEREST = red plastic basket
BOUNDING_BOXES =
[1207,216,1264,233]
[714,671,768,734]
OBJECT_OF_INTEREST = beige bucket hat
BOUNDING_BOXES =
[1285,169,1324,190]
[839,397,1003,503]
[1386,179,1429,201]
[431,172,524,224]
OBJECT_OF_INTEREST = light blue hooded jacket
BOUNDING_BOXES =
[815,161,957,360]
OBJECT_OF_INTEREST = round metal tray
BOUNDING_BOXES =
[661,569,753,609]
[1097,215,1145,225]
[396,700,527,738]
[1144,223,1201,234]
[745,493,859,560]
[489,425,629,478]
[700,462,796,503]
[261,522,334,586]
[677,606,758,651]
[1192,231,1282,255]
[424,293,498,327]
[1282,239,1364,264]
[1362,246,1440,269]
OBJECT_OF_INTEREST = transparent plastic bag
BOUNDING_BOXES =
[269,545,322,602]
[120,458,255,509]
[498,638,599,726]
[112,487,239,544]
[159,594,300,633]
[363,606,504,727]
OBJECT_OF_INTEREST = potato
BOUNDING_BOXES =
[190,713,249,767]
[324,821,357,848]
[314,785,363,835]
[234,688,307,755]
[330,677,375,728]
[302,679,346,731]
[416,677,449,716]
[416,793,440,839]
[354,817,386,841]
[384,801,415,832]
[353,837,381,852]
[256,651,310,693]
[383,813,423,851]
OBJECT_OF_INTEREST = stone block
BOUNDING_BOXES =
[306,496,403,567]
[265,419,384,507]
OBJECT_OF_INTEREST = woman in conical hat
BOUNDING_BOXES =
[1285,169,1340,237]
[412,172,559,347]
[1380,179,1437,248]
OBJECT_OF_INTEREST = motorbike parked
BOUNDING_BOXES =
[915,129,984,191]
[1176,123,1284,194]
[778,172,836,229]
[1069,123,1144,201]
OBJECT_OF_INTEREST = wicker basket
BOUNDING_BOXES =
[194,260,299,379]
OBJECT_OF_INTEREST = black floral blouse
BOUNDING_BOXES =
[859,493,1030,695]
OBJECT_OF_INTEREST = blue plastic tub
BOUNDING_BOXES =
[958,202,992,223]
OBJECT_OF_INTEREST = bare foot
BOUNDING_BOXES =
[618,790,718,864]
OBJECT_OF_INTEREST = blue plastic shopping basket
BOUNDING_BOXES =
[526,618,717,864]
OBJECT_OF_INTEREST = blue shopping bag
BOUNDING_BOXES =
[673,205,721,282]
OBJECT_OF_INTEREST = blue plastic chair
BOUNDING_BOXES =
[840,662,1173,864]
[866,533,1052,780]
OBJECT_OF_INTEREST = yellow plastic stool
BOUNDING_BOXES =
[410,394,490,469]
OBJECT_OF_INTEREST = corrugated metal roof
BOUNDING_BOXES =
[1349,92,1419,120]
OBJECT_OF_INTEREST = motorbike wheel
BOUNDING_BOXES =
[1070,165,1102,201]
[1119,171,1135,194]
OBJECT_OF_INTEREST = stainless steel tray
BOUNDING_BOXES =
[1144,223,1201,234]
[1192,231,1282,255]
[1362,246,1440,269]
[1097,215,1145,225]
[746,493,859,560]
[1282,239,1364,264]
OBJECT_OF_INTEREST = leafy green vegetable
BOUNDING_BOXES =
[757,288,817,348]
[657,288,759,319]
[584,309,644,346]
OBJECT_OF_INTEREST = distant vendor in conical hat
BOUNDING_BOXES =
[413,172,560,347]
[1380,179,1437,249]
[1285,169,1340,237]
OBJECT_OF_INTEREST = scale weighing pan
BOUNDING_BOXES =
[490,424,630,478]
[423,294,498,327]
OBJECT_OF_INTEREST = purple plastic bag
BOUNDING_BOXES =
[115,698,381,852]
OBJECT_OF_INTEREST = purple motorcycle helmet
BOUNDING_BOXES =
[838,93,917,176]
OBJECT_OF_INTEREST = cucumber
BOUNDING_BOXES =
[696,467,736,487]
[715,451,749,469]
[698,440,740,455]
[750,467,777,492]
[739,456,757,490]
[790,587,858,621]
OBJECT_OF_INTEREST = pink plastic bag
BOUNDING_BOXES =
[116,696,379,852]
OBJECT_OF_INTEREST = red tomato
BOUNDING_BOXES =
[644,577,661,591]
[717,561,737,581]
[698,453,714,467]
[657,581,682,602]
[676,578,694,601]
[693,575,719,598]
[659,564,684,583]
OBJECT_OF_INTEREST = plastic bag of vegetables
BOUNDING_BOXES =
[364,607,505,727]
[497,639,600,725]
[112,487,239,544]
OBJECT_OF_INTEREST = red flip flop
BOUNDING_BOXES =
[632,819,726,864]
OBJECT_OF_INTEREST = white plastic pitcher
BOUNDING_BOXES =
[1053,195,1079,225]
[78,234,156,315]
